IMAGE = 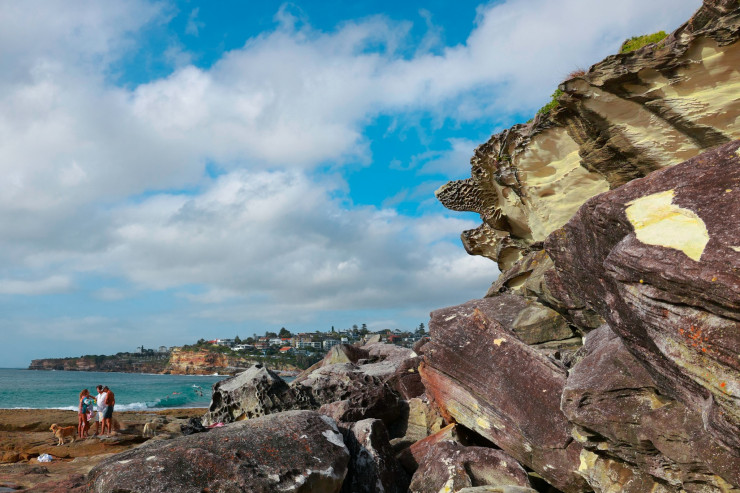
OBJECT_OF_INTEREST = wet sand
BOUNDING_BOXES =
[0,408,204,491]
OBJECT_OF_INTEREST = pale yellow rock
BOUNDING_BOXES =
[625,189,709,262]
[499,127,610,243]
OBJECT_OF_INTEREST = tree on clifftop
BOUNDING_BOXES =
[278,327,292,338]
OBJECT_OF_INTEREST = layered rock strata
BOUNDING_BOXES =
[436,0,740,315]
[547,140,740,454]
[420,305,587,492]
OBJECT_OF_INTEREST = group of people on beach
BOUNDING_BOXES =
[78,385,115,439]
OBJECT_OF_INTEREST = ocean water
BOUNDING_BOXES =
[0,369,227,410]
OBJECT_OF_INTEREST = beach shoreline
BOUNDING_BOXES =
[0,407,205,491]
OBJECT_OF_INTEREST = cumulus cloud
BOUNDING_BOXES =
[85,171,496,319]
[0,0,704,364]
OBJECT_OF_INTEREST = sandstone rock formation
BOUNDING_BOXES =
[201,364,309,426]
[430,3,740,492]
[420,305,587,493]
[436,0,740,311]
[85,411,350,493]
[547,140,740,454]
[28,347,298,376]
[408,441,533,493]
[562,324,740,491]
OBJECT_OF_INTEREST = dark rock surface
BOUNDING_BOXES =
[84,410,349,493]
[295,363,402,425]
[420,305,587,493]
[547,140,740,453]
[385,355,425,400]
[408,441,533,493]
[563,324,740,491]
[340,418,410,493]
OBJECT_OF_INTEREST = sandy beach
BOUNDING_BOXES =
[0,407,204,492]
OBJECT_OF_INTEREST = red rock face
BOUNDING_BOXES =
[420,306,587,493]
[546,140,740,452]
[563,324,740,489]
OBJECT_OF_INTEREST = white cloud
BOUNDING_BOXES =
[81,171,496,320]
[0,275,73,295]
[0,0,703,357]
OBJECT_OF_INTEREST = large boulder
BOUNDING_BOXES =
[421,305,587,492]
[408,441,533,493]
[547,140,740,452]
[293,345,370,385]
[563,324,740,491]
[427,296,575,346]
[85,410,349,493]
[340,419,410,493]
[295,363,402,426]
[201,364,308,426]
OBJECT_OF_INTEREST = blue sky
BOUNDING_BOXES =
[0,0,701,367]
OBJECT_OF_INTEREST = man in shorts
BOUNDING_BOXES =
[92,385,108,437]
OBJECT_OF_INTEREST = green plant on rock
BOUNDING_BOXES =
[620,30,667,53]
[536,89,563,116]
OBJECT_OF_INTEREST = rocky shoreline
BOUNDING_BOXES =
[0,408,204,492]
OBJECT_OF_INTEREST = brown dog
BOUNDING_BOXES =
[49,423,76,446]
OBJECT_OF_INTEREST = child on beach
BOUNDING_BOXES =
[78,389,92,439]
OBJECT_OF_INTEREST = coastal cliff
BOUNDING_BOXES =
[29,348,299,376]
[28,355,168,373]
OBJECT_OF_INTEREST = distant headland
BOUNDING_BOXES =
[28,326,426,375]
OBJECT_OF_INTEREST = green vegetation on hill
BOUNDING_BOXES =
[620,31,667,53]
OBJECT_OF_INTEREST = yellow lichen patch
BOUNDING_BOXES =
[579,450,599,473]
[732,246,740,253]
[493,338,506,346]
[647,392,671,410]
[476,416,491,430]
[625,190,709,261]
[571,427,590,443]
